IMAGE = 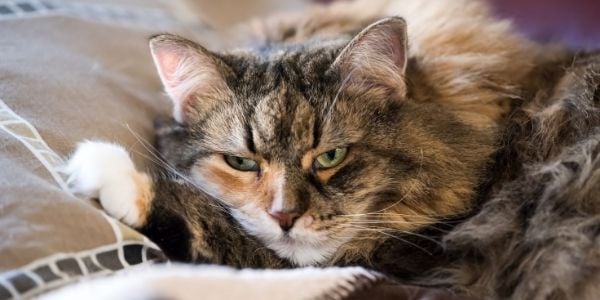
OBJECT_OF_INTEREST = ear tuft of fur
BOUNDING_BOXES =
[333,17,408,97]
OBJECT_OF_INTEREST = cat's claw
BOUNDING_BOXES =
[64,141,151,227]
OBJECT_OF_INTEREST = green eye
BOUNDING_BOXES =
[314,147,348,170]
[224,155,259,172]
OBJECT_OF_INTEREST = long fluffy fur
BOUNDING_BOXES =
[242,0,540,126]
[431,52,600,299]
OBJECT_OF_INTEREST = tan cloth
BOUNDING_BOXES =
[0,1,198,297]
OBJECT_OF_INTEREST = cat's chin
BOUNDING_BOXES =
[267,236,339,266]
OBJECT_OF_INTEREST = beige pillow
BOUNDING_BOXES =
[0,1,212,297]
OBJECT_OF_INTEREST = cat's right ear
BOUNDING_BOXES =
[149,34,229,124]
[332,17,408,98]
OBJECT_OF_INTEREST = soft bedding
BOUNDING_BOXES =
[0,0,187,297]
[41,264,467,300]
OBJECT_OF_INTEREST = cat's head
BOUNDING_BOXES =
[150,17,495,266]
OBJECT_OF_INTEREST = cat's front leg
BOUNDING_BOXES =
[64,141,288,267]
[65,141,153,228]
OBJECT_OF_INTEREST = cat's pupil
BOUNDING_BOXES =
[325,150,337,161]
[236,157,245,165]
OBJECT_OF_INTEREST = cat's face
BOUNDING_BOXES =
[150,18,496,265]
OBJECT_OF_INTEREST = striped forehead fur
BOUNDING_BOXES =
[242,0,539,125]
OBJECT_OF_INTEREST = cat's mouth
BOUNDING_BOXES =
[268,233,336,266]
[230,207,354,266]
[268,224,357,266]
[278,231,316,245]
[280,231,294,239]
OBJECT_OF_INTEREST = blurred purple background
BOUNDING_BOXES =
[491,0,599,48]
[315,0,599,48]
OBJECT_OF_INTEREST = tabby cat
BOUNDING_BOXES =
[65,0,600,298]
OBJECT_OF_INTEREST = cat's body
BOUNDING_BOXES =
[65,0,600,299]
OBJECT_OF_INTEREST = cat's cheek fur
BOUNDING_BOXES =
[190,157,266,208]
[64,141,153,227]
[190,164,342,265]
[191,158,362,266]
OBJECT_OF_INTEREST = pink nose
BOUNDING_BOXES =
[269,211,300,232]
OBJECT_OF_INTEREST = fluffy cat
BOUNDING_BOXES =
[65,0,600,298]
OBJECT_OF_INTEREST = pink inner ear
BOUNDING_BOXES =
[150,38,228,123]
[152,45,184,88]
[150,42,196,123]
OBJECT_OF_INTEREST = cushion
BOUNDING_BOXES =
[0,0,213,297]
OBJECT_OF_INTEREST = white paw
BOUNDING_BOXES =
[65,141,143,226]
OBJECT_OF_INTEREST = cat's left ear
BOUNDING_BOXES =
[332,17,408,98]
[149,34,230,124]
